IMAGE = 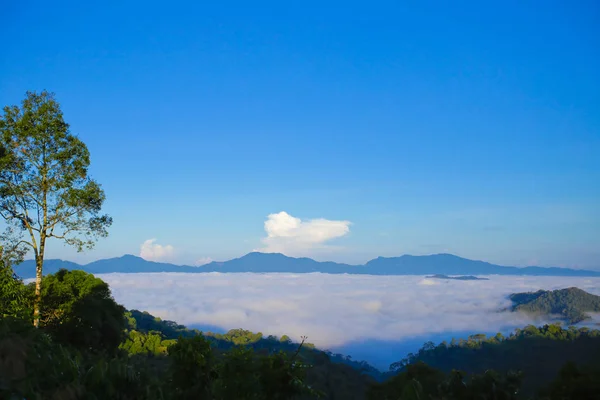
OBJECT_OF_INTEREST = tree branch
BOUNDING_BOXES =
[46,227,76,240]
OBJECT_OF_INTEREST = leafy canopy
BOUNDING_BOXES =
[33,269,126,353]
[0,260,30,319]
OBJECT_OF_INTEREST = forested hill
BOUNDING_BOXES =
[123,309,385,381]
[385,324,600,398]
[14,252,600,278]
[509,287,600,324]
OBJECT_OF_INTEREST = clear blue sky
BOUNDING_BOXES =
[1,1,599,268]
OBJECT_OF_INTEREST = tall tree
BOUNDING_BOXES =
[0,90,112,327]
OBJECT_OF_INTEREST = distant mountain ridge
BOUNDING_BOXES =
[425,274,489,281]
[13,252,600,279]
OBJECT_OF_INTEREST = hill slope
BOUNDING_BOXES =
[509,287,600,324]
[123,309,383,399]
[388,324,600,397]
[13,252,600,279]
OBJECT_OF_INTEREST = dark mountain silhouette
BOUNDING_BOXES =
[509,287,600,324]
[365,254,598,276]
[208,252,358,273]
[13,252,600,279]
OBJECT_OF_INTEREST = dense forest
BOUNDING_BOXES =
[509,287,600,324]
[386,323,600,398]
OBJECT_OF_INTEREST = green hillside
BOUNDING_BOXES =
[510,287,600,324]
[383,323,600,398]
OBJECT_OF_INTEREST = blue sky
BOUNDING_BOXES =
[1,1,599,268]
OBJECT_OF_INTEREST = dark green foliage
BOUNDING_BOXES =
[509,287,600,324]
[367,362,446,400]
[168,335,216,399]
[0,316,76,399]
[257,350,315,400]
[213,346,263,399]
[165,334,318,400]
[33,268,126,354]
[125,309,201,339]
[538,362,600,400]
[368,362,524,400]
[0,316,165,400]
[123,309,378,399]
[0,261,31,319]
[389,323,600,397]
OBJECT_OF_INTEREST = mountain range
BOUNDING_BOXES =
[425,274,490,281]
[13,252,600,279]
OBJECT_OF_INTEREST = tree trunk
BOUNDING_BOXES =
[33,254,43,328]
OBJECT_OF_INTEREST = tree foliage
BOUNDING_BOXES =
[538,362,600,400]
[33,268,126,353]
[0,258,30,319]
[388,323,600,397]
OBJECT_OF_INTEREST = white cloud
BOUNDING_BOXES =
[257,211,351,255]
[195,257,213,266]
[99,272,600,368]
[140,239,175,262]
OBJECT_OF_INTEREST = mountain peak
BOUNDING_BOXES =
[240,252,291,259]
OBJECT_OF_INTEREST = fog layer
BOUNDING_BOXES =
[98,273,600,369]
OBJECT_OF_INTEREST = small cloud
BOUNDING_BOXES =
[140,239,175,262]
[195,257,213,266]
[419,279,439,286]
[257,211,351,256]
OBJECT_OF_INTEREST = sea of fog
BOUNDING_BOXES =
[94,273,600,370]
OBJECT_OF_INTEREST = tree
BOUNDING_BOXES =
[280,335,291,344]
[168,335,216,400]
[541,362,600,400]
[0,90,112,327]
[33,269,126,354]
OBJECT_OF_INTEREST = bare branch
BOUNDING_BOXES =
[46,227,75,240]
